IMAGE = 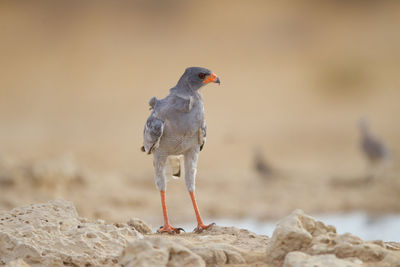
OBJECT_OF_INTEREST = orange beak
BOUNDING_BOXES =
[203,73,220,85]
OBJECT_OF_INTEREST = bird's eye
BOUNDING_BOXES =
[198,73,206,79]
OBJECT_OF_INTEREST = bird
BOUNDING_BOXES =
[358,118,390,180]
[141,67,220,234]
[253,148,274,179]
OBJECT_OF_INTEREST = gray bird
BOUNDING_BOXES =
[141,67,220,234]
[359,118,389,164]
[358,118,390,180]
[253,148,274,179]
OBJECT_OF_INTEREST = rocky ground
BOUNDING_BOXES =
[1,199,399,267]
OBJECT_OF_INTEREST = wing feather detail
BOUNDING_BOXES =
[199,122,206,151]
[142,114,164,154]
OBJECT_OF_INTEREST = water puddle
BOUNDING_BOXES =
[183,212,400,242]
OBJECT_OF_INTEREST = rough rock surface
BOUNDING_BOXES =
[119,237,205,267]
[284,251,363,267]
[266,209,400,267]
[0,199,142,266]
[126,218,153,235]
[1,200,399,267]
[5,259,30,267]
[136,226,269,266]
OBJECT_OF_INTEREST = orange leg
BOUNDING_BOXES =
[157,190,184,234]
[189,191,215,233]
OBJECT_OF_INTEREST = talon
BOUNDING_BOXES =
[193,226,202,233]
[157,224,185,234]
[193,223,215,233]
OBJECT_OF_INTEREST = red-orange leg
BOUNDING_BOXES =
[189,191,215,233]
[157,190,184,234]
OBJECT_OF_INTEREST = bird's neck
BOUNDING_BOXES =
[170,84,202,99]
[176,77,202,91]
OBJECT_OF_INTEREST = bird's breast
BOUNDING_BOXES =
[158,102,204,154]
[169,101,203,133]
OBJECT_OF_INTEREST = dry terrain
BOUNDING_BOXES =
[1,200,400,266]
[0,0,399,248]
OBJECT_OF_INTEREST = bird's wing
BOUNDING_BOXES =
[199,121,206,151]
[142,113,164,154]
[170,94,193,113]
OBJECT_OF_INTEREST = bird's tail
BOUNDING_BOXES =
[167,155,183,179]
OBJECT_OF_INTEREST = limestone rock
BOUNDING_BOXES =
[266,209,400,267]
[0,199,142,266]
[266,209,333,264]
[284,251,362,267]
[162,226,267,265]
[188,243,245,265]
[5,259,31,267]
[127,218,153,235]
[119,237,205,267]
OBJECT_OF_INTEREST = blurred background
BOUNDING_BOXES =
[1,0,399,239]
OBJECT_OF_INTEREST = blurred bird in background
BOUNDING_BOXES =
[253,148,274,179]
[142,67,220,234]
[358,118,391,181]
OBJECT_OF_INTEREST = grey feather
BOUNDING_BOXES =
[149,96,158,110]
[170,94,193,113]
[143,114,164,154]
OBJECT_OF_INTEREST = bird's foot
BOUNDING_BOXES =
[193,223,215,233]
[157,224,185,234]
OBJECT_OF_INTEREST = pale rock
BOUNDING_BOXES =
[266,209,400,267]
[0,199,142,266]
[284,251,362,267]
[170,226,263,265]
[119,237,205,267]
[5,259,31,267]
[127,218,153,235]
[266,209,331,264]
[187,242,245,265]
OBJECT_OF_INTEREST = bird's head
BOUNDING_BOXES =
[177,67,220,91]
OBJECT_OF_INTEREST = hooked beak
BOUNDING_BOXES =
[203,73,220,85]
